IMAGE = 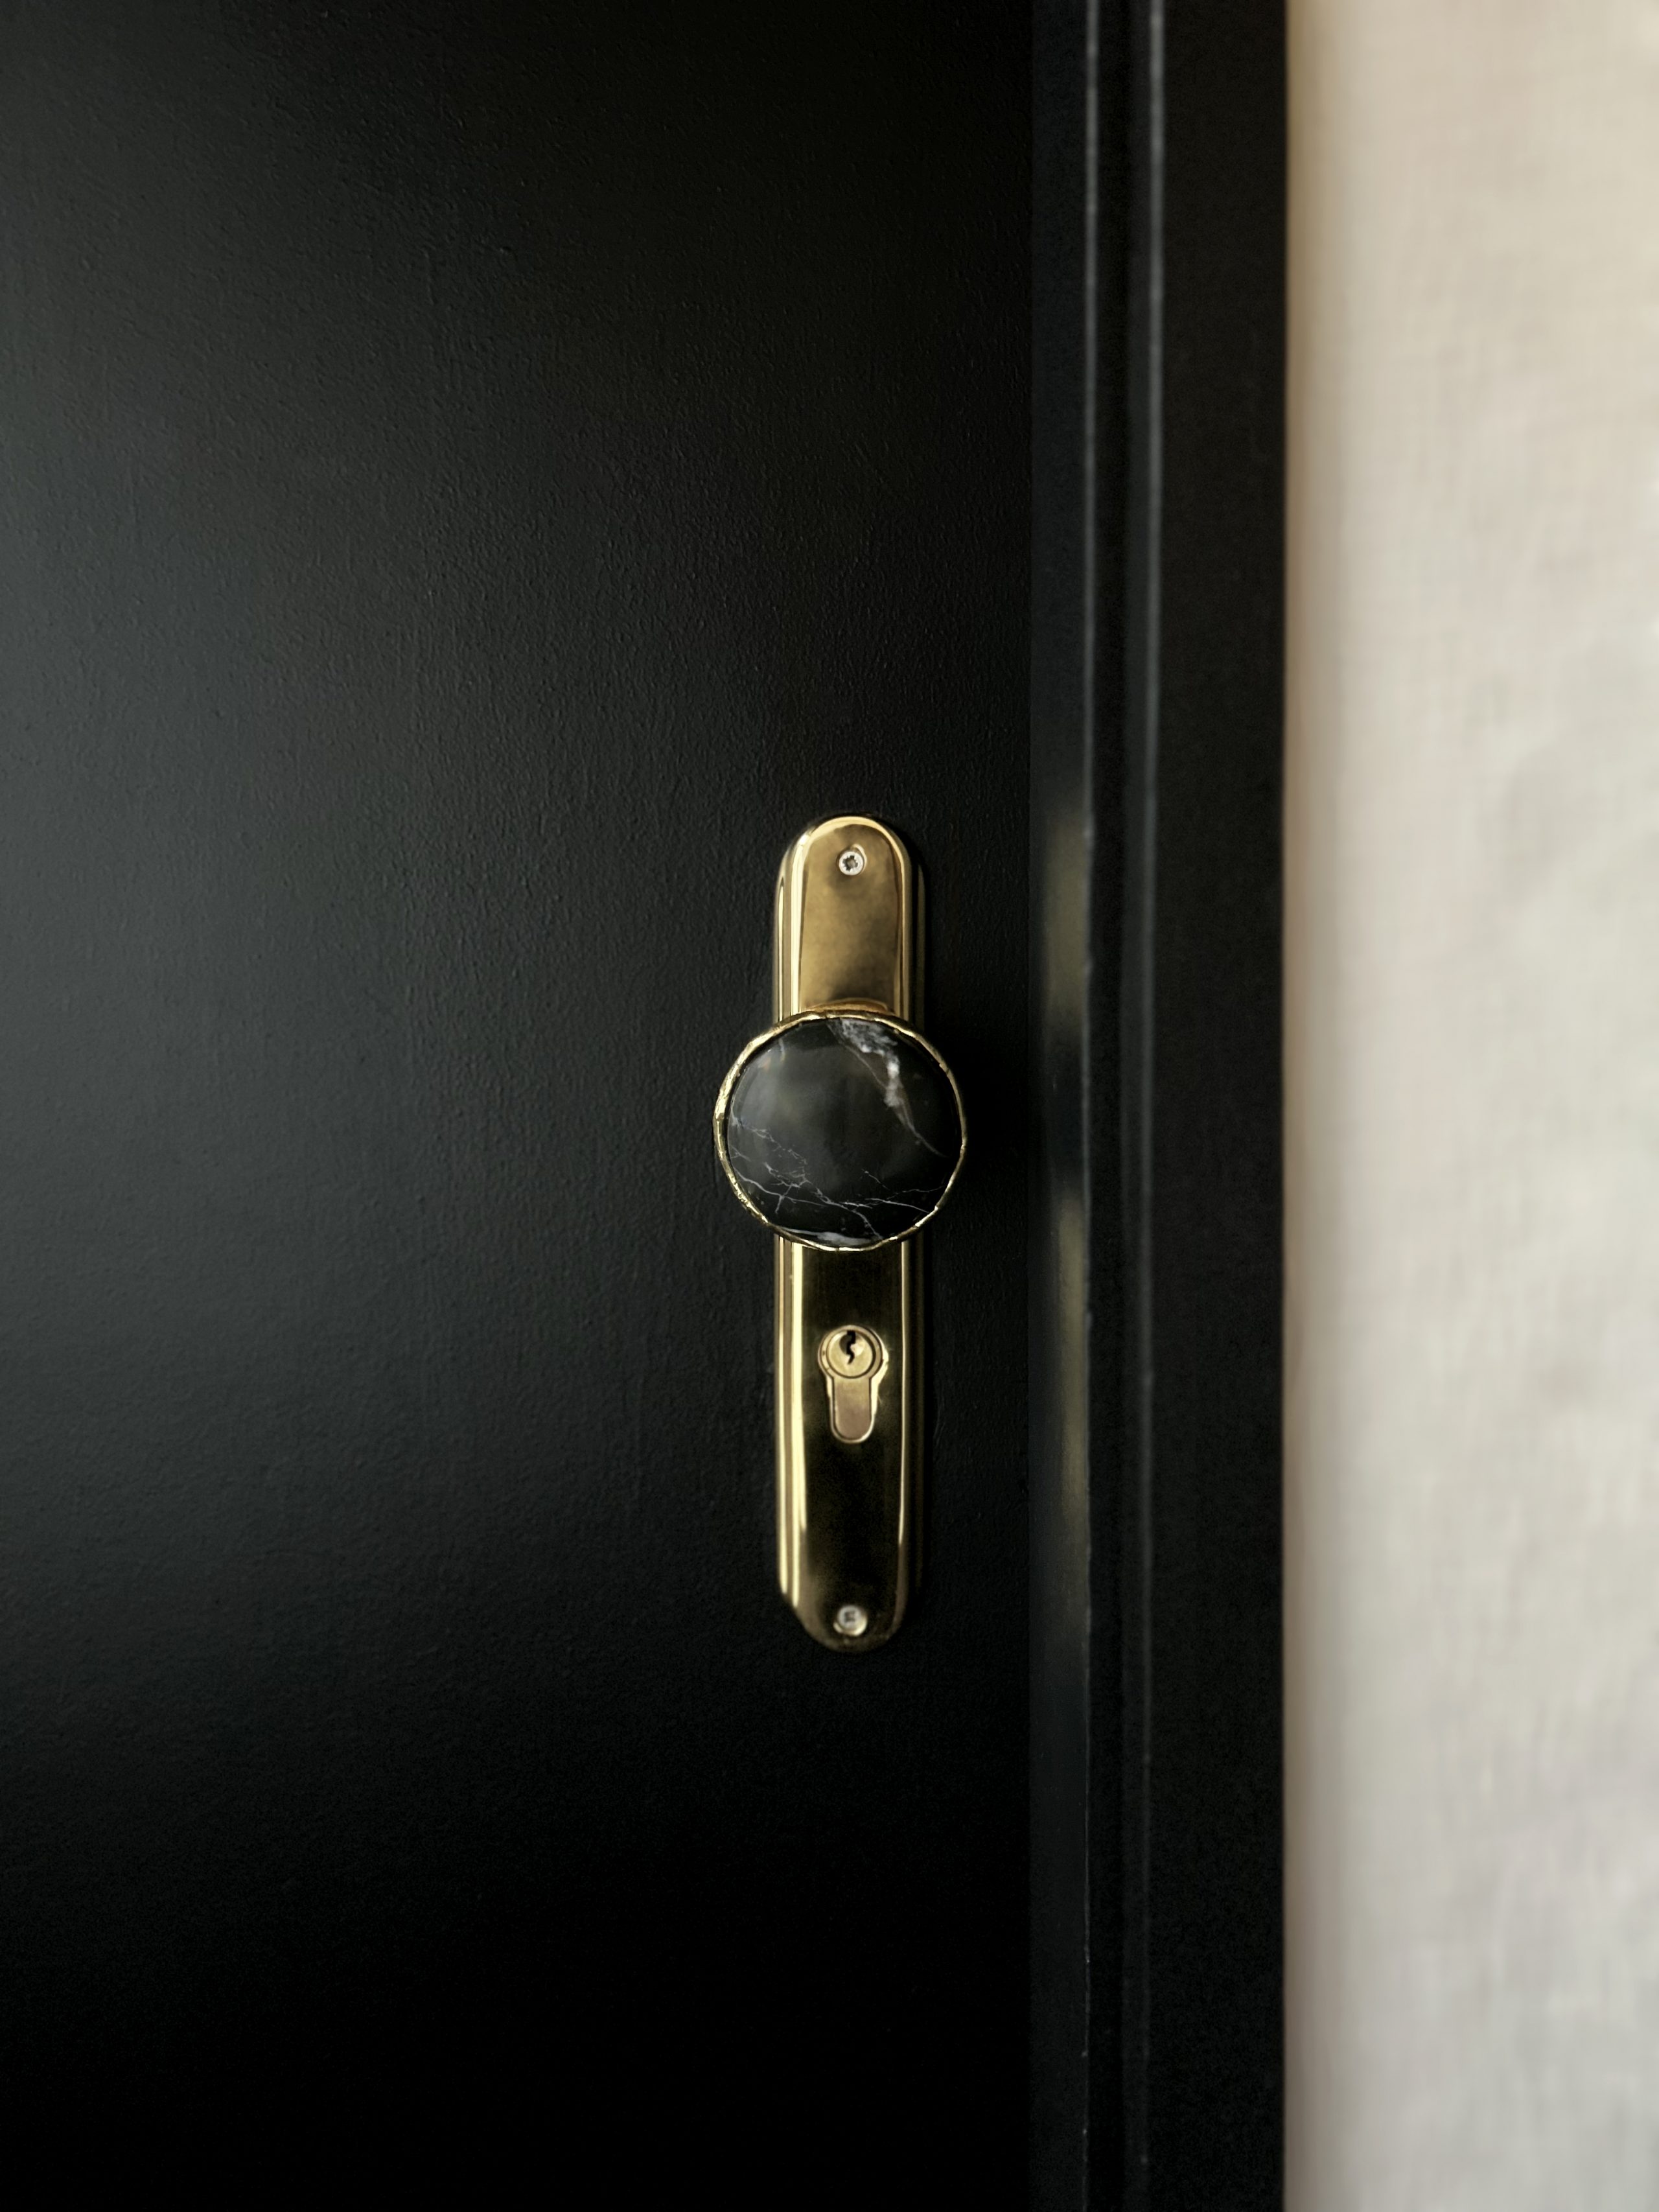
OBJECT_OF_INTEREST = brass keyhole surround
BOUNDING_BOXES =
[818,1325,887,1443]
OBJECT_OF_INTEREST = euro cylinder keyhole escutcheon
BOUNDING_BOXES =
[818,1325,886,1445]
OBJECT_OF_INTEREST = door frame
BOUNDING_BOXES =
[1032,3,1286,2204]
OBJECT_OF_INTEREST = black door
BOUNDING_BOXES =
[1,3,1029,2191]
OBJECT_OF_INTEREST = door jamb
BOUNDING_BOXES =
[1032,2,1286,2202]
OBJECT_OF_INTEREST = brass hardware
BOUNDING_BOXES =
[712,815,964,1652]
[773,813,915,1028]
[818,1325,886,1444]
[821,1325,879,1379]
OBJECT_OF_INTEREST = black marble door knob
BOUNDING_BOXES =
[713,1012,966,1250]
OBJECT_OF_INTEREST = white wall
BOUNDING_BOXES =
[1286,4,1659,2205]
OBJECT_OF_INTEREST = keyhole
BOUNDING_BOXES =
[817,1325,883,1440]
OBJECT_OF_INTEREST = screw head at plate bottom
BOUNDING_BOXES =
[833,1603,870,1638]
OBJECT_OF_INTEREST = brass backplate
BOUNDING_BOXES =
[773,817,918,1650]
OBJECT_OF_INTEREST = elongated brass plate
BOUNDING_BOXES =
[774,818,918,1649]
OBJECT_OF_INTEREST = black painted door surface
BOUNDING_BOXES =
[1,3,1028,2188]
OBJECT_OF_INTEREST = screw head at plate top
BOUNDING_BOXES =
[837,846,866,876]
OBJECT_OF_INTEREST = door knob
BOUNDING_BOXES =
[712,817,966,1649]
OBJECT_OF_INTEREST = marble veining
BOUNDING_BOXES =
[719,1014,964,1248]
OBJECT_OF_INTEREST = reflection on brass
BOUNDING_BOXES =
[774,815,914,1025]
[774,817,921,1651]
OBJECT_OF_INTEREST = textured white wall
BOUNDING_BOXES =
[1286,4,1659,2206]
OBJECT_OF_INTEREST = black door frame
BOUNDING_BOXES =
[1032,3,1285,2204]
